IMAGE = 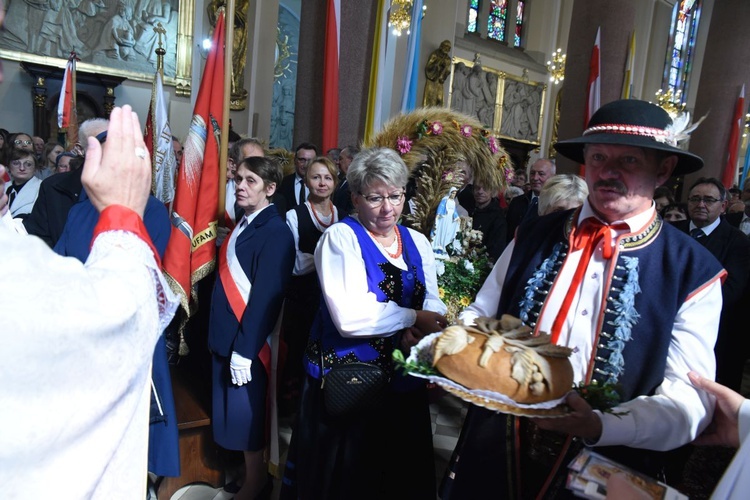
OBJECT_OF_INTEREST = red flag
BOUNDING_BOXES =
[57,53,79,148]
[144,71,178,205]
[321,0,340,153]
[162,11,226,325]
[581,27,601,176]
[722,84,745,189]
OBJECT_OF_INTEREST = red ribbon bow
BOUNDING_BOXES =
[549,218,626,343]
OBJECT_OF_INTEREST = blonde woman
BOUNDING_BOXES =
[537,173,588,216]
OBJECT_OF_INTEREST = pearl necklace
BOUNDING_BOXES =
[310,201,335,228]
[368,227,403,259]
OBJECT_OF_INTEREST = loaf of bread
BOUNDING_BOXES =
[432,315,574,404]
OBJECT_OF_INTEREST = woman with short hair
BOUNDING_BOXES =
[281,147,448,500]
[537,173,589,216]
[5,148,41,219]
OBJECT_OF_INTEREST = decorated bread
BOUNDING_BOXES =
[431,315,574,404]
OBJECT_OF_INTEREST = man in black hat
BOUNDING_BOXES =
[440,99,725,498]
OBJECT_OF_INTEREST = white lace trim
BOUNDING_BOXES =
[88,230,179,332]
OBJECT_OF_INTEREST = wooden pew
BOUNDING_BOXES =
[157,364,224,499]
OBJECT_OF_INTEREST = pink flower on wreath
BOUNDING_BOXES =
[429,121,444,135]
[460,124,473,137]
[396,136,413,154]
[487,136,499,154]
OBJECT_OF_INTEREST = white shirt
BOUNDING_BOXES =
[738,213,750,236]
[689,216,721,237]
[460,200,722,451]
[295,175,308,204]
[314,218,447,338]
[225,178,237,221]
[286,202,339,276]
[0,223,178,498]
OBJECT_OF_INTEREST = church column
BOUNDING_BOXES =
[685,0,750,188]
[554,0,635,173]
[31,77,48,139]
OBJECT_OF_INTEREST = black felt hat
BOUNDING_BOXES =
[553,99,703,175]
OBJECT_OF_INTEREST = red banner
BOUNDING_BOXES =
[162,11,226,316]
[321,0,340,153]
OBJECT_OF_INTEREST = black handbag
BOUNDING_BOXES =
[320,350,390,417]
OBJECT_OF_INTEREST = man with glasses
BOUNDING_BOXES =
[675,177,750,392]
[278,142,318,213]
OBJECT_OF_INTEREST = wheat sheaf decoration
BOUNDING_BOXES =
[365,107,514,238]
[266,147,296,177]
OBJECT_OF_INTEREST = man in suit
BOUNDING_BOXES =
[505,157,555,240]
[278,142,318,214]
[23,118,109,247]
[333,145,357,216]
[676,177,750,392]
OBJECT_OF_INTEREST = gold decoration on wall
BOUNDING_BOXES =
[546,48,566,85]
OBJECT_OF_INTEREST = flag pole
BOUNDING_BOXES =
[217,2,234,225]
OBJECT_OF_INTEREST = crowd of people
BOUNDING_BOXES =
[3,89,750,500]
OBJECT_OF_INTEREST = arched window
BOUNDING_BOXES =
[467,0,480,34]
[487,0,508,42]
[514,1,525,47]
[663,0,702,102]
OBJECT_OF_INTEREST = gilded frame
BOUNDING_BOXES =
[0,0,193,96]
[448,56,545,145]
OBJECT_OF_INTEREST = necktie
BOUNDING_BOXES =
[690,228,706,240]
[549,218,627,343]
[6,185,17,208]
[297,179,304,205]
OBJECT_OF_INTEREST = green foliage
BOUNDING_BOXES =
[436,227,493,321]
[575,382,628,416]
[392,349,439,376]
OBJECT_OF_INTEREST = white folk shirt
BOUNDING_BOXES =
[0,222,179,498]
[286,202,339,276]
[314,217,446,338]
[460,199,722,451]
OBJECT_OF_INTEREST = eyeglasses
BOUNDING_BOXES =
[10,160,35,169]
[687,196,721,205]
[14,139,32,146]
[359,192,405,208]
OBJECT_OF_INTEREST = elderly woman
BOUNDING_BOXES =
[537,173,589,216]
[280,147,448,500]
[5,147,41,219]
[280,156,340,412]
[208,156,295,500]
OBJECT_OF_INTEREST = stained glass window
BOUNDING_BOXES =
[514,1,525,47]
[487,0,507,42]
[468,0,479,34]
[663,0,701,102]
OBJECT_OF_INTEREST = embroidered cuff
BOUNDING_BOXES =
[92,205,161,267]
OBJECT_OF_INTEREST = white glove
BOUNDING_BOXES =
[229,351,253,386]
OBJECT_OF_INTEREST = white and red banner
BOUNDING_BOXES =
[144,71,178,205]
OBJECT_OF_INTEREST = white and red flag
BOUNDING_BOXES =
[321,0,340,153]
[722,84,745,189]
[57,52,79,148]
